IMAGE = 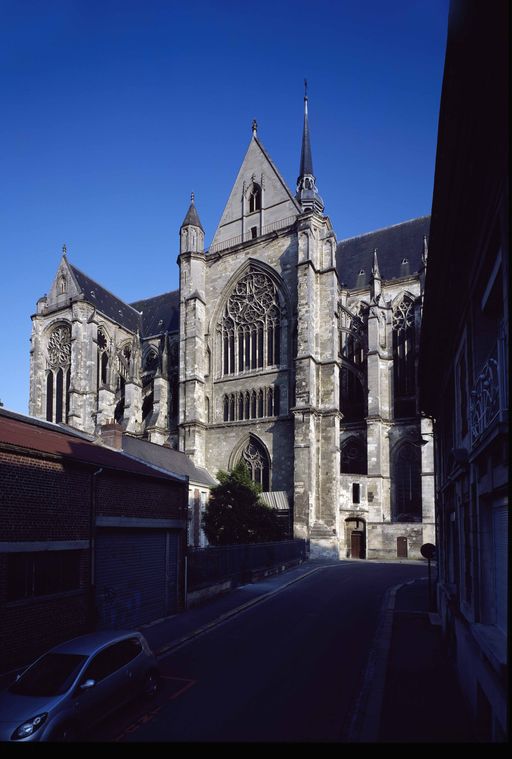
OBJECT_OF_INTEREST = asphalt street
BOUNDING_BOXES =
[92,561,426,742]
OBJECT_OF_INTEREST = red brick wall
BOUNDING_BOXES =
[0,586,88,671]
[0,446,187,673]
[0,450,89,541]
[96,471,187,521]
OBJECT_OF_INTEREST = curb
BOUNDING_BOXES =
[346,576,427,742]
[154,565,329,658]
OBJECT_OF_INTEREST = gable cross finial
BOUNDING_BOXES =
[304,78,308,99]
[252,119,257,137]
[191,191,195,203]
[62,243,67,256]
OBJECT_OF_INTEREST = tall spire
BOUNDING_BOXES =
[296,80,324,213]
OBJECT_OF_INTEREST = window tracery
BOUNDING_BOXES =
[392,296,416,418]
[46,324,71,424]
[248,183,262,213]
[221,270,281,375]
[340,437,367,475]
[339,305,368,422]
[241,438,270,490]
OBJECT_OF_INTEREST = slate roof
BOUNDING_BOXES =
[130,290,180,337]
[121,435,217,488]
[336,216,430,289]
[70,263,142,333]
[181,199,204,231]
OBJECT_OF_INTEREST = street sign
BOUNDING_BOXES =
[420,543,436,559]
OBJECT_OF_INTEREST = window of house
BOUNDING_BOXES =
[7,551,82,602]
[457,349,468,439]
[352,483,360,504]
[251,226,258,239]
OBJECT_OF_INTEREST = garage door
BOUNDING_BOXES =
[95,529,179,630]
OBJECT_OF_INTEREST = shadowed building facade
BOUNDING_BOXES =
[29,98,434,559]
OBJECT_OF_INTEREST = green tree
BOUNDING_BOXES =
[202,461,285,545]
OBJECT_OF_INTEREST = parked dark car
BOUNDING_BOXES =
[0,630,160,741]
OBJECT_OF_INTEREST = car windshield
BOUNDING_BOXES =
[9,653,88,697]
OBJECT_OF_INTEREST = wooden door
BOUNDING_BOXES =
[397,536,408,558]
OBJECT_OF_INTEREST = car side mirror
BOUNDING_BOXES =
[80,679,96,691]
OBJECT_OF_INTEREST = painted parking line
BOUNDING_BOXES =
[114,676,197,742]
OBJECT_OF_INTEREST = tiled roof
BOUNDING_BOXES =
[336,216,430,289]
[130,290,180,337]
[0,408,182,483]
[70,264,142,333]
[121,435,217,488]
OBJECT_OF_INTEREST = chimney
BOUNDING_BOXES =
[98,421,123,450]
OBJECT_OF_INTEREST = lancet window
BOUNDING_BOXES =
[391,442,422,522]
[392,296,416,418]
[248,183,262,213]
[339,305,368,422]
[96,328,109,390]
[221,270,281,375]
[46,324,71,424]
[223,386,281,422]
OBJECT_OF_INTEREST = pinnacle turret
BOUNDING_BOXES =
[296,81,324,214]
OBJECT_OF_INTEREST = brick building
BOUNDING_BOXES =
[0,408,187,672]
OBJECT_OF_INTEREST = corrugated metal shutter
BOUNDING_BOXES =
[95,530,179,630]
[493,504,508,633]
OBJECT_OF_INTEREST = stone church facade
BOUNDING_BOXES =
[29,96,435,559]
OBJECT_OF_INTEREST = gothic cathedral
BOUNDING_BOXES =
[29,95,435,559]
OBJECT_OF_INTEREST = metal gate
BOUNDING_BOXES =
[95,529,179,630]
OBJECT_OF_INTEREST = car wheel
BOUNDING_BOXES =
[140,669,160,700]
[50,722,79,742]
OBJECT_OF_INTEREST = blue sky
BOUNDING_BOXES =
[0,0,448,414]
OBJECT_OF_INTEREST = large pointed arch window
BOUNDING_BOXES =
[221,269,281,375]
[46,324,71,423]
[391,442,422,522]
[393,296,416,418]
[240,437,270,491]
[339,305,368,422]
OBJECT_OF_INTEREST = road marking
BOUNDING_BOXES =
[114,676,197,741]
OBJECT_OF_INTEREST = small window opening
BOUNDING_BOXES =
[251,226,257,240]
[352,483,361,504]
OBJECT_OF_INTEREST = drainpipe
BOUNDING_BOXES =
[89,467,103,630]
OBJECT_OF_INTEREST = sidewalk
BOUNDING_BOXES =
[377,578,475,743]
